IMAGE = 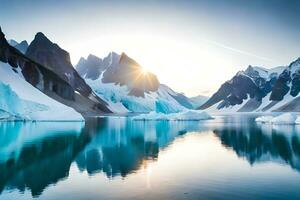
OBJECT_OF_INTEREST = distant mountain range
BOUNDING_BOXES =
[200,59,300,112]
[1,25,300,120]
[0,27,195,119]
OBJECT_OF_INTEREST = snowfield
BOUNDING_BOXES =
[255,113,300,125]
[132,110,213,121]
[0,62,84,121]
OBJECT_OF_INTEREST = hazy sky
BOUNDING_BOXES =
[1,0,300,97]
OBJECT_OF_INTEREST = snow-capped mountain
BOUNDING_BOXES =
[76,52,193,113]
[0,59,83,121]
[0,27,111,120]
[269,58,300,111]
[199,65,286,112]
[200,57,300,112]
[189,95,209,109]
[0,28,82,121]
[25,32,111,115]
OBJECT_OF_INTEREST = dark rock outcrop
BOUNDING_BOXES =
[76,52,160,97]
[270,58,300,101]
[200,66,283,111]
[0,27,111,115]
[102,52,159,97]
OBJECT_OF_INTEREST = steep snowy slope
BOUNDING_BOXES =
[76,52,193,113]
[199,65,286,112]
[25,32,111,114]
[200,57,300,113]
[0,27,111,116]
[0,61,83,121]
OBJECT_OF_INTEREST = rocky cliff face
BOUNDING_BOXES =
[200,58,300,112]
[102,53,159,97]
[270,58,300,101]
[200,65,285,112]
[0,27,111,115]
[77,52,160,97]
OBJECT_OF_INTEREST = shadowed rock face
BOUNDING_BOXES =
[200,66,281,110]
[26,33,92,97]
[0,27,111,115]
[200,69,262,110]
[270,58,300,101]
[77,52,160,97]
[102,53,159,96]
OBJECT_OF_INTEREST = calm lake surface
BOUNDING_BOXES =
[1,114,300,200]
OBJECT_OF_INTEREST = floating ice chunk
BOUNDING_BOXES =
[255,113,300,125]
[255,116,273,123]
[133,110,212,121]
[296,117,300,124]
[271,113,297,125]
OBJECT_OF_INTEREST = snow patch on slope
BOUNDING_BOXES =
[0,62,83,121]
[85,75,187,113]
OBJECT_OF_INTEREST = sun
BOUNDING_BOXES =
[141,67,149,75]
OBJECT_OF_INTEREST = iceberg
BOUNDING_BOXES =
[132,110,213,121]
[255,116,274,123]
[255,113,300,125]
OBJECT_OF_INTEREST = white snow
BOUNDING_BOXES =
[255,116,273,123]
[205,95,250,114]
[85,74,187,114]
[0,62,84,121]
[255,113,300,125]
[251,66,285,79]
[132,110,212,121]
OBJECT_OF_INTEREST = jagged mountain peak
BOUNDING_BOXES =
[26,32,72,68]
[19,40,28,46]
[119,52,139,66]
[87,54,101,61]
[0,27,8,46]
[288,57,300,70]
[34,32,49,41]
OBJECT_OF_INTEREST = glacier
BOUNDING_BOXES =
[255,113,300,125]
[85,75,188,114]
[132,110,212,121]
[0,62,84,121]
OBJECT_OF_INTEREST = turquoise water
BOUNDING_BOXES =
[1,115,300,199]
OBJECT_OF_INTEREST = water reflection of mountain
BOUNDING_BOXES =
[0,122,87,197]
[214,122,300,172]
[75,118,205,178]
[0,118,206,197]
